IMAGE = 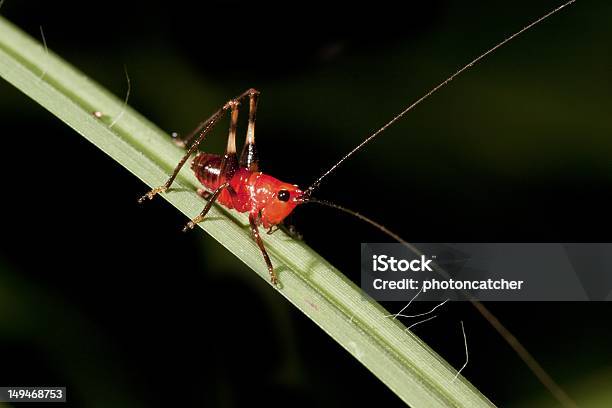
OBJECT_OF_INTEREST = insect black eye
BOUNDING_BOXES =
[277,190,290,202]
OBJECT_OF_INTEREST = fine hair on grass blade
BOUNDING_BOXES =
[108,65,130,129]
[0,16,494,408]
[37,25,48,81]
[452,321,469,383]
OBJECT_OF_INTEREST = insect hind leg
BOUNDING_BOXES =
[137,88,259,203]
[182,101,243,230]
[239,89,260,171]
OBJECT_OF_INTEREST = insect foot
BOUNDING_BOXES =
[182,215,205,232]
[137,186,167,203]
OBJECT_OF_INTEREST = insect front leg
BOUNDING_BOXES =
[249,213,277,285]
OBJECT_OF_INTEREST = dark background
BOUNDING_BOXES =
[1,0,611,407]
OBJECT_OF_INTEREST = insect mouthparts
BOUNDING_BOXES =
[298,190,312,203]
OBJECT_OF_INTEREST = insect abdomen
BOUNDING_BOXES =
[191,152,223,190]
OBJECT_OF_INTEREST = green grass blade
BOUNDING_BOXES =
[0,16,494,407]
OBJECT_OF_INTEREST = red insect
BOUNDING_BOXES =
[138,1,575,289]
[138,89,305,285]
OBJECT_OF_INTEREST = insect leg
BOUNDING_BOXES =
[196,189,212,200]
[249,213,277,285]
[239,89,260,171]
[219,99,240,179]
[182,182,237,231]
[138,88,258,203]
[138,106,227,202]
[183,100,245,230]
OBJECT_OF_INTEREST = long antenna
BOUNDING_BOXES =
[306,0,576,195]
[306,197,578,408]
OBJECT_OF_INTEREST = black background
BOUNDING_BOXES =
[1,1,612,407]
